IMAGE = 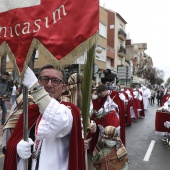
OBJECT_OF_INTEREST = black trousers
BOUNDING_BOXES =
[151,97,155,104]
[157,99,161,106]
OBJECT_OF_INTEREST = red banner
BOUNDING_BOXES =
[0,0,99,73]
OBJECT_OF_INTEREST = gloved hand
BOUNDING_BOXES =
[17,138,34,159]
[22,67,38,89]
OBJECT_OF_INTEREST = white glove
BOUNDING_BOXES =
[17,138,34,159]
[22,67,38,89]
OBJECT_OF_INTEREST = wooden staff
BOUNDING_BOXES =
[23,49,36,170]
[23,86,28,170]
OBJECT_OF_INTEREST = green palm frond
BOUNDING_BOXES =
[81,44,95,138]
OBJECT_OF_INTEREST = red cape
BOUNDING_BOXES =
[91,96,107,111]
[91,94,120,128]
[124,88,133,95]
[132,90,145,118]
[110,90,126,146]
[3,102,85,170]
[122,91,132,125]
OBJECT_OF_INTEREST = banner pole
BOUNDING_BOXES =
[23,86,28,170]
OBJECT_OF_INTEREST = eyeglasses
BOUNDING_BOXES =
[39,76,64,86]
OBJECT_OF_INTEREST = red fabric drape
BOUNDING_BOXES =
[0,0,99,72]
[161,94,170,106]
[4,102,85,170]
[3,104,40,170]
[155,111,170,133]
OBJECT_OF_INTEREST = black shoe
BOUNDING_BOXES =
[1,122,4,125]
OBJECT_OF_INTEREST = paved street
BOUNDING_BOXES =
[126,103,170,170]
[0,102,170,169]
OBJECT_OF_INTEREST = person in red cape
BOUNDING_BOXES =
[110,88,127,146]
[3,64,85,170]
[91,85,120,131]
[133,84,145,118]
[119,84,132,126]
[88,84,120,153]
[124,83,135,121]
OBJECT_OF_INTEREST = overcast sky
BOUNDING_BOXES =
[100,0,170,82]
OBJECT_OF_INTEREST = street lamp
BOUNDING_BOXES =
[96,46,102,54]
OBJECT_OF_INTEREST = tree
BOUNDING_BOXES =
[156,77,164,85]
[166,77,170,84]
[155,67,165,78]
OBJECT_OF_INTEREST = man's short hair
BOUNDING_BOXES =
[38,64,66,83]
[96,84,107,94]
[3,72,9,76]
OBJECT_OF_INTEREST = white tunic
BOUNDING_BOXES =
[141,88,151,110]
[17,98,73,170]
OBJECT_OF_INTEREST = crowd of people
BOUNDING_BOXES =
[1,66,170,169]
[88,81,170,158]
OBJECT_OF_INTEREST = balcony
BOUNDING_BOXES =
[107,45,115,59]
[118,46,126,58]
[118,29,127,41]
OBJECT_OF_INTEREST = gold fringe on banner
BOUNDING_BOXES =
[0,31,98,79]
[22,31,98,77]
[38,32,98,69]
[0,41,20,76]
[22,38,39,77]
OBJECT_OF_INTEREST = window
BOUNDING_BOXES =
[119,24,123,30]
[99,22,107,38]
[35,50,39,60]
[119,41,122,49]
[6,54,10,62]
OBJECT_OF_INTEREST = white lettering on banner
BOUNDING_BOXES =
[33,19,41,33]
[0,0,41,13]
[0,5,67,38]
[15,24,20,36]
